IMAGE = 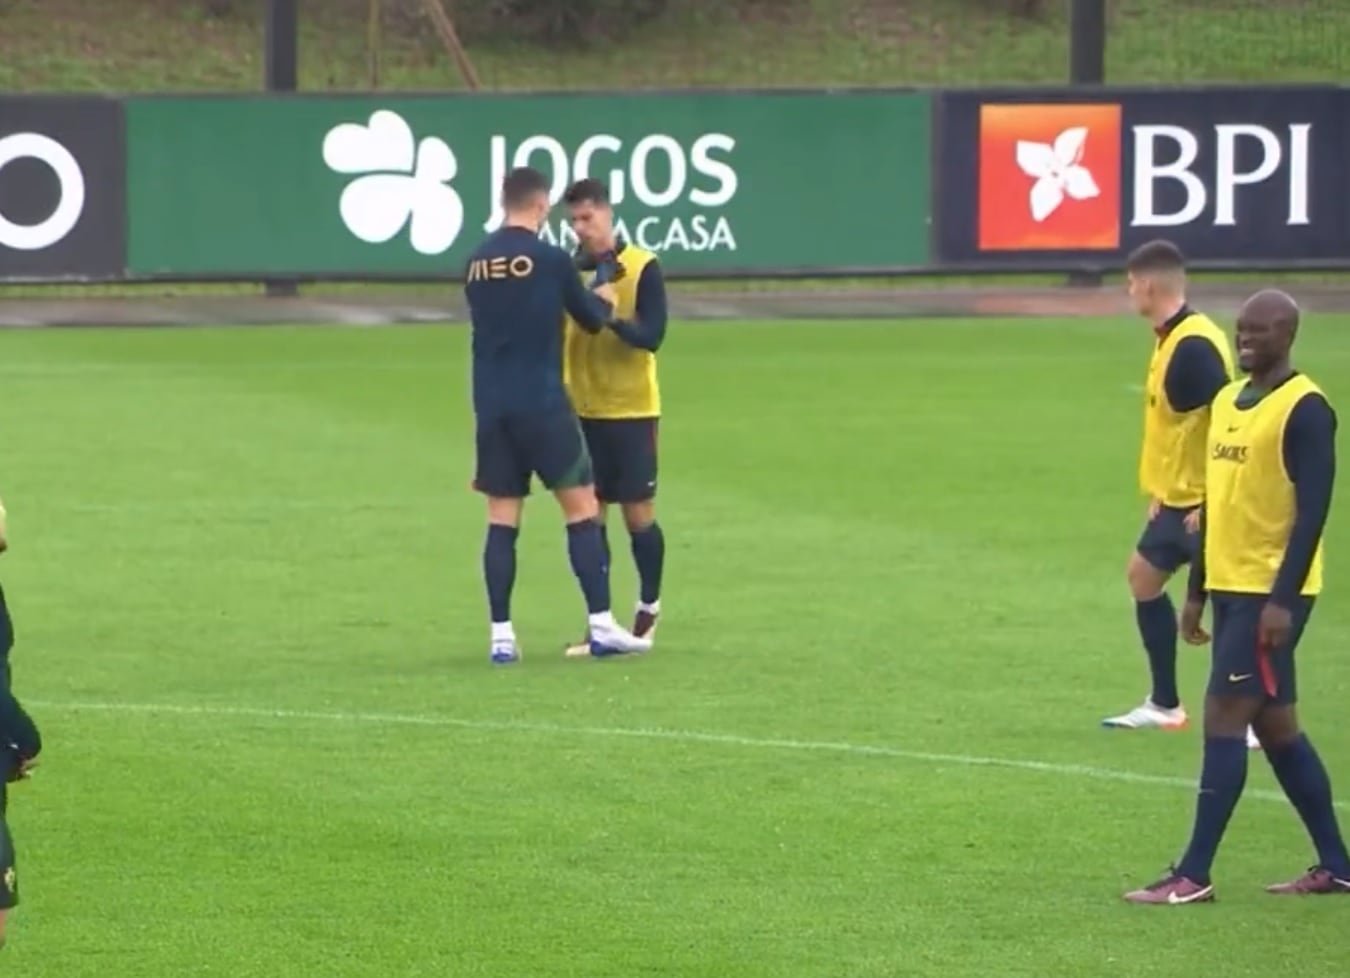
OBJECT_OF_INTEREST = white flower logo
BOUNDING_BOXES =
[321,110,464,255]
[1015,126,1100,222]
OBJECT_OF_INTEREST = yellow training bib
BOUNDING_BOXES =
[564,244,660,420]
[1204,375,1326,596]
[1139,312,1234,507]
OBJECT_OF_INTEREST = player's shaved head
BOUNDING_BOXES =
[1239,288,1299,333]
[1235,288,1300,379]
[1125,239,1187,321]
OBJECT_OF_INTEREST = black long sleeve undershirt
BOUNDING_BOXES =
[1163,336,1230,412]
[607,261,668,353]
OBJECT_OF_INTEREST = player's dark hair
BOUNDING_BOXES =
[563,178,609,207]
[501,167,550,210]
[1126,239,1186,275]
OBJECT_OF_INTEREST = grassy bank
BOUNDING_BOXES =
[1,0,1347,92]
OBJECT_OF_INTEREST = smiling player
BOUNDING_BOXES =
[1125,289,1349,904]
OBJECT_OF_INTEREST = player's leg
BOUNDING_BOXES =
[0,793,17,948]
[1249,600,1350,893]
[531,413,650,657]
[563,420,613,657]
[612,419,663,640]
[473,417,531,664]
[1125,594,1266,903]
[1103,505,1191,729]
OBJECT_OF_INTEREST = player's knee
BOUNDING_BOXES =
[1126,552,1168,600]
[554,485,599,523]
[621,501,654,533]
[485,496,523,528]
[1202,694,1259,737]
[1253,706,1301,750]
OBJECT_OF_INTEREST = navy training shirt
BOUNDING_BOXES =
[465,227,611,419]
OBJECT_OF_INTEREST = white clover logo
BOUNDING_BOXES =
[321,110,464,255]
[1015,126,1100,222]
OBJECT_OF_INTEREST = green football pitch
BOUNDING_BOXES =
[1,316,1346,977]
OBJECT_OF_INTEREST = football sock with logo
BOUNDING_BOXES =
[1176,735,1249,884]
[1267,735,1350,877]
[566,519,611,615]
[1136,594,1180,709]
[630,522,665,606]
[483,524,519,626]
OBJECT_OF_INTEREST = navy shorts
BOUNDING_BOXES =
[1207,592,1315,705]
[580,418,658,504]
[1135,504,1200,573]
[473,410,592,499]
[0,583,10,657]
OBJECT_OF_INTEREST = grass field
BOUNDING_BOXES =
[1,316,1347,976]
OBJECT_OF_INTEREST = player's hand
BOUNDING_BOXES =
[1183,508,1202,534]
[1259,602,1294,653]
[1179,597,1210,645]
[592,283,617,306]
[1146,498,1161,521]
[16,757,36,780]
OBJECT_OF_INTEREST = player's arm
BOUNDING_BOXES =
[1186,504,1207,601]
[557,249,612,334]
[0,687,41,770]
[1271,393,1337,608]
[1163,337,1229,411]
[608,260,668,353]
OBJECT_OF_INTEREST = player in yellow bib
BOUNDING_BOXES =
[1126,289,1349,904]
[559,179,669,657]
[1104,241,1253,745]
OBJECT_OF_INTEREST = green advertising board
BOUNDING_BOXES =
[126,92,930,277]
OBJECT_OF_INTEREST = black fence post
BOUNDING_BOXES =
[264,0,299,298]
[1067,0,1106,287]
[1069,0,1106,87]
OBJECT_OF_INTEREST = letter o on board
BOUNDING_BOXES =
[0,133,86,251]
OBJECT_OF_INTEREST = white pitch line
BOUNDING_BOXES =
[30,699,1340,811]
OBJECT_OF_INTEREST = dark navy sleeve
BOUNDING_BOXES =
[557,249,611,334]
[1187,507,1208,600]
[1272,394,1337,606]
[608,261,668,353]
[1164,337,1230,412]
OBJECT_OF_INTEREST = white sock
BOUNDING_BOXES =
[638,600,661,615]
[588,610,617,632]
[491,621,515,643]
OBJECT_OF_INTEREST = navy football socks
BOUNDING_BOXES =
[566,519,611,614]
[1267,735,1350,877]
[598,519,611,567]
[630,522,665,606]
[1136,594,1180,709]
[1177,735,1249,884]
[483,524,519,623]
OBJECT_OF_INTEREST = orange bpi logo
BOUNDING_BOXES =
[978,103,1122,251]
